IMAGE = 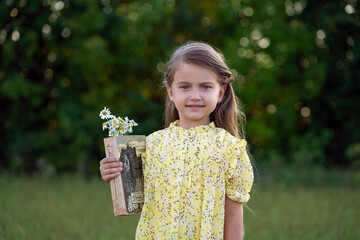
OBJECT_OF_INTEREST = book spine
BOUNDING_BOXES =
[103,137,128,216]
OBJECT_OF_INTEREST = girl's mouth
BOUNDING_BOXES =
[186,105,204,110]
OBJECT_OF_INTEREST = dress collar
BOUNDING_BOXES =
[169,120,216,133]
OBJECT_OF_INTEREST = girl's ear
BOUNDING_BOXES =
[166,86,174,102]
[218,85,227,103]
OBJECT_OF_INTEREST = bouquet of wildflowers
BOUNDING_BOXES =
[99,107,138,136]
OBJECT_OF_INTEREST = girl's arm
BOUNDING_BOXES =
[224,196,244,240]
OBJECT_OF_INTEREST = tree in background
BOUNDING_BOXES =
[0,0,359,175]
[220,0,360,168]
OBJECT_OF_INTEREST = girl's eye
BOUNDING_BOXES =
[202,85,211,90]
[180,85,189,89]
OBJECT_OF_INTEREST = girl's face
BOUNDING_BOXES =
[166,62,226,129]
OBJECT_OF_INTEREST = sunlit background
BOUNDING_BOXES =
[1,0,359,239]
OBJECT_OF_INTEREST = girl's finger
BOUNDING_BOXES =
[100,157,118,165]
[102,172,120,182]
[104,167,122,175]
[100,166,122,178]
[100,162,121,171]
[105,162,122,168]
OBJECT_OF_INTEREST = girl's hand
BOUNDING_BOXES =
[99,157,122,182]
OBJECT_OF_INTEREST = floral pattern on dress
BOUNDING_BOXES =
[136,121,254,240]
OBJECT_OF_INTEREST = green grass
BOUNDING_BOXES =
[0,175,139,240]
[245,184,359,240]
[0,173,359,240]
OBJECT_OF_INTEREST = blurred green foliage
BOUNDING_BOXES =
[0,0,359,174]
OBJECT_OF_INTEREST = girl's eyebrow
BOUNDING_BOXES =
[201,81,215,85]
[176,81,215,85]
[176,81,190,85]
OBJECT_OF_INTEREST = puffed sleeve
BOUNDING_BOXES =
[225,138,254,203]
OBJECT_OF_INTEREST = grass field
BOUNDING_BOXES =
[1,171,359,240]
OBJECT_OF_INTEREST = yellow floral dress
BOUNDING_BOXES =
[136,121,253,240]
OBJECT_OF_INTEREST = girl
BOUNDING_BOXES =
[100,42,254,240]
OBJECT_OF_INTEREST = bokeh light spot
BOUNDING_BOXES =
[53,1,64,11]
[301,107,311,117]
[316,29,326,40]
[61,28,71,38]
[6,0,14,6]
[166,0,175,8]
[251,29,262,40]
[11,30,20,41]
[266,104,277,114]
[300,58,309,68]
[19,0,27,7]
[156,62,166,73]
[267,6,275,15]
[346,50,354,60]
[45,68,54,79]
[243,7,254,17]
[48,52,57,62]
[101,0,111,5]
[237,48,246,58]
[10,8,18,17]
[345,4,355,14]
[42,24,51,35]
[230,69,238,78]
[129,12,138,21]
[201,17,211,27]
[294,1,305,14]
[258,38,270,49]
[239,37,249,47]
[346,36,354,46]
[315,38,326,48]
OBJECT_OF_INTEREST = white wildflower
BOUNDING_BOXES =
[99,107,111,120]
[99,107,138,136]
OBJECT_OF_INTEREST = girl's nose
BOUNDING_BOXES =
[190,89,201,100]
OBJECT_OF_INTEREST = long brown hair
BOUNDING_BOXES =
[163,42,246,139]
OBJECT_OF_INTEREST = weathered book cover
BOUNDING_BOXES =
[103,135,145,216]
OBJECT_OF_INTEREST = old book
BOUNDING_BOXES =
[103,135,146,216]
